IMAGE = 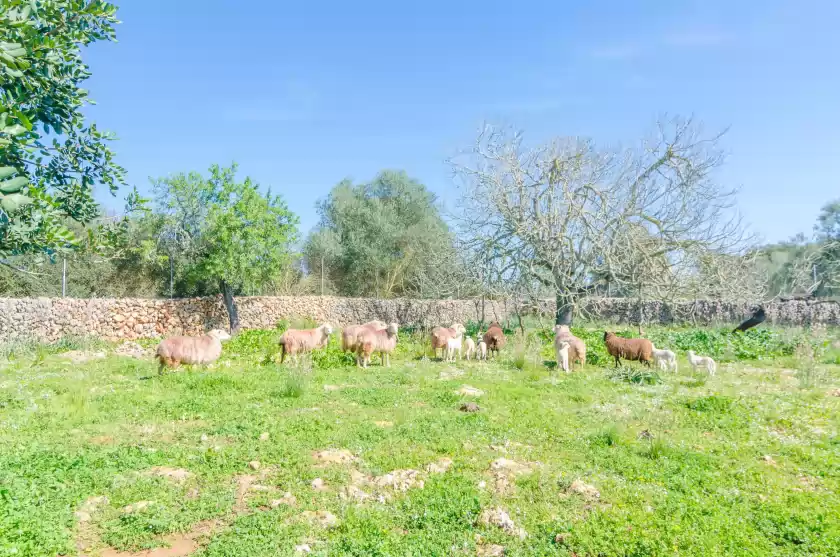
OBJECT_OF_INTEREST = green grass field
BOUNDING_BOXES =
[1,325,839,556]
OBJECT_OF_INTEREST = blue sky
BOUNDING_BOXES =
[85,0,840,244]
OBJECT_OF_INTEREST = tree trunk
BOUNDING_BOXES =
[555,292,574,325]
[220,280,240,334]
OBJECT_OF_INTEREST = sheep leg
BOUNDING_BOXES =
[614,356,621,368]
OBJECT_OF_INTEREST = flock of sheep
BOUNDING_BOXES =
[154,320,718,377]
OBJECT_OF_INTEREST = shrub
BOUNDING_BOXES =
[609,365,661,385]
[277,372,307,398]
[685,395,732,413]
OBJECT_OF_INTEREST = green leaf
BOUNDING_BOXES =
[0,176,28,193]
[0,167,17,180]
[0,193,33,212]
[3,124,27,136]
[13,110,32,131]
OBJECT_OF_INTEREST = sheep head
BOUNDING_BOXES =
[386,322,399,335]
[208,329,232,341]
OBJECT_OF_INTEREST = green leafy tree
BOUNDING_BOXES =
[1,0,127,261]
[304,170,460,298]
[150,164,299,332]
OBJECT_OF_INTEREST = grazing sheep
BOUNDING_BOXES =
[155,329,231,374]
[603,331,653,368]
[431,324,466,360]
[278,323,334,364]
[555,340,570,374]
[356,323,399,368]
[687,350,717,376]
[464,338,476,361]
[554,325,587,369]
[341,320,387,353]
[651,346,678,373]
[476,340,488,361]
[446,331,465,363]
[483,322,506,358]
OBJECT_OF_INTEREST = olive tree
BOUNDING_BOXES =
[452,118,749,325]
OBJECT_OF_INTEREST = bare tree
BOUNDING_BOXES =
[452,118,748,325]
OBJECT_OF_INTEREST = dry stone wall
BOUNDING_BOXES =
[1,295,838,342]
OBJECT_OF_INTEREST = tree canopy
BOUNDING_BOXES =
[304,170,462,298]
[0,0,130,260]
[148,164,299,331]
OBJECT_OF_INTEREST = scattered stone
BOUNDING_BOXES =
[323,384,342,392]
[270,492,297,508]
[374,421,394,428]
[146,466,193,483]
[479,507,527,540]
[459,402,481,413]
[828,388,840,397]
[340,484,373,503]
[762,455,777,466]
[79,495,108,514]
[250,484,272,492]
[74,511,92,523]
[311,478,328,491]
[477,543,506,556]
[457,385,484,397]
[312,449,357,465]
[554,533,570,545]
[568,479,600,500]
[295,544,312,554]
[301,510,339,529]
[122,500,153,514]
[200,434,209,442]
[490,458,531,475]
[478,480,487,489]
[259,432,270,441]
[426,457,453,474]
[373,469,424,492]
[248,460,261,471]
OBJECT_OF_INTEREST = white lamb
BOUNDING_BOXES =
[464,337,476,360]
[445,332,464,363]
[555,340,570,374]
[476,339,488,361]
[687,350,716,376]
[651,346,678,373]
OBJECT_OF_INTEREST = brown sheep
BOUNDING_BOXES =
[155,329,231,374]
[431,323,465,360]
[603,331,653,368]
[341,320,387,353]
[554,325,587,370]
[356,323,399,368]
[483,322,506,358]
[278,323,334,364]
